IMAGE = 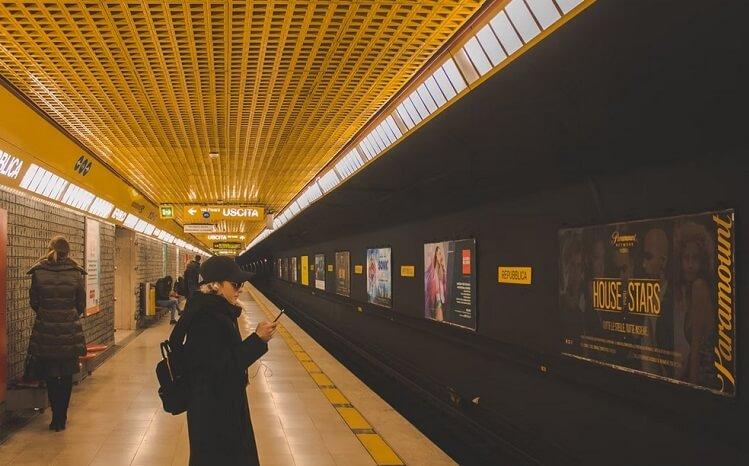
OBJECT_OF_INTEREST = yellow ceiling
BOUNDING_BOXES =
[0,0,484,247]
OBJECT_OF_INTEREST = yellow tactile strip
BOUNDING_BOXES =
[247,288,405,466]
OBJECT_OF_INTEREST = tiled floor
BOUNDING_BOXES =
[0,289,455,465]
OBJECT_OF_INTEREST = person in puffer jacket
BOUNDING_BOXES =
[27,235,87,432]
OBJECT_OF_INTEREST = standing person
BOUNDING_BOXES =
[27,236,87,432]
[184,255,202,297]
[175,256,277,465]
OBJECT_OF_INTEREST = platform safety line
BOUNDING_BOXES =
[247,288,405,466]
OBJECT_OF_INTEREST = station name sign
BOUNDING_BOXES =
[0,150,24,180]
[183,205,265,222]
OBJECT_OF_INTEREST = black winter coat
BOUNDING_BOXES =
[184,260,201,296]
[27,258,87,375]
[175,292,267,466]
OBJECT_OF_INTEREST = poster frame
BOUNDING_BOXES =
[84,217,101,316]
[365,245,393,309]
[558,208,738,397]
[314,253,326,291]
[301,255,309,286]
[334,250,351,297]
[423,237,478,331]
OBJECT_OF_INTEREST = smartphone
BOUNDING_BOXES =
[273,309,285,322]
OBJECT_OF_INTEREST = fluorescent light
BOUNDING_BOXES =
[134,219,148,233]
[143,223,156,236]
[124,214,139,229]
[19,164,68,201]
[505,0,541,43]
[88,197,115,218]
[476,24,507,66]
[318,170,340,193]
[526,0,562,29]
[335,149,364,179]
[556,0,583,14]
[491,11,523,55]
[112,208,127,222]
[61,184,95,210]
[464,37,493,75]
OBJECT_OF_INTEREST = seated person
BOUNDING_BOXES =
[155,276,179,324]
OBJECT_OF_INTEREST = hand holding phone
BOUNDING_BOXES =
[273,309,285,322]
[256,321,278,342]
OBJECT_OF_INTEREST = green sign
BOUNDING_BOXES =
[213,241,242,250]
[159,205,174,219]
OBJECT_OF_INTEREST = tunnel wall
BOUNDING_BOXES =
[259,157,744,465]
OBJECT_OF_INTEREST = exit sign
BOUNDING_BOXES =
[159,205,174,219]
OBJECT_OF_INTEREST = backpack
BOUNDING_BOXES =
[156,316,191,414]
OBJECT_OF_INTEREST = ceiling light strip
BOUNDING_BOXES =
[245,0,589,253]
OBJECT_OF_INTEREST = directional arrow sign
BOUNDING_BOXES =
[182,205,265,222]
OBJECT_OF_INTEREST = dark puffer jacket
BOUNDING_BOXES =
[27,258,87,363]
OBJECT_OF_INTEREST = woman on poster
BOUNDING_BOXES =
[425,245,447,321]
[367,255,377,298]
[673,222,715,386]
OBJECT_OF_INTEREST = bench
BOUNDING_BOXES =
[78,343,108,376]
[6,344,109,412]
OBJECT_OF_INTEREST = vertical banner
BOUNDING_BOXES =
[0,209,7,404]
[291,257,298,283]
[559,209,736,396]
[162,243,168,277]
[301,256,309,286]
[85,218,101,316]
[314,254,326,290]
[335,251,351,297]
[424,239,477,330]
[366,247,392,307]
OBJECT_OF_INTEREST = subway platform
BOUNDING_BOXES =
[0,285,454,466]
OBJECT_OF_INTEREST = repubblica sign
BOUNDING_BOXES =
[559,209,736,396]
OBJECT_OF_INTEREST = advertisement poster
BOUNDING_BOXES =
[559,209,736,396]
[277,258,282,279]
[282,257,289,282]
[314,254,326,290]
[85,218,101,316]
[367,248,392,307]
[291,257,298,283]
[301,256,309,286]
[335,251,350,297]
[424,239,477,330]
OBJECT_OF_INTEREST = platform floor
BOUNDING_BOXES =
[0,286,454,466]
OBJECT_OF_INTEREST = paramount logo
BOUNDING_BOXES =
[611,231,637,251]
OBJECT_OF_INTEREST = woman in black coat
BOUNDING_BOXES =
[174,256,277,465]
[27,235,87,431]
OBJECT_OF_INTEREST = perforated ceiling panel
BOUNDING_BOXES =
[0,1,484,242]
